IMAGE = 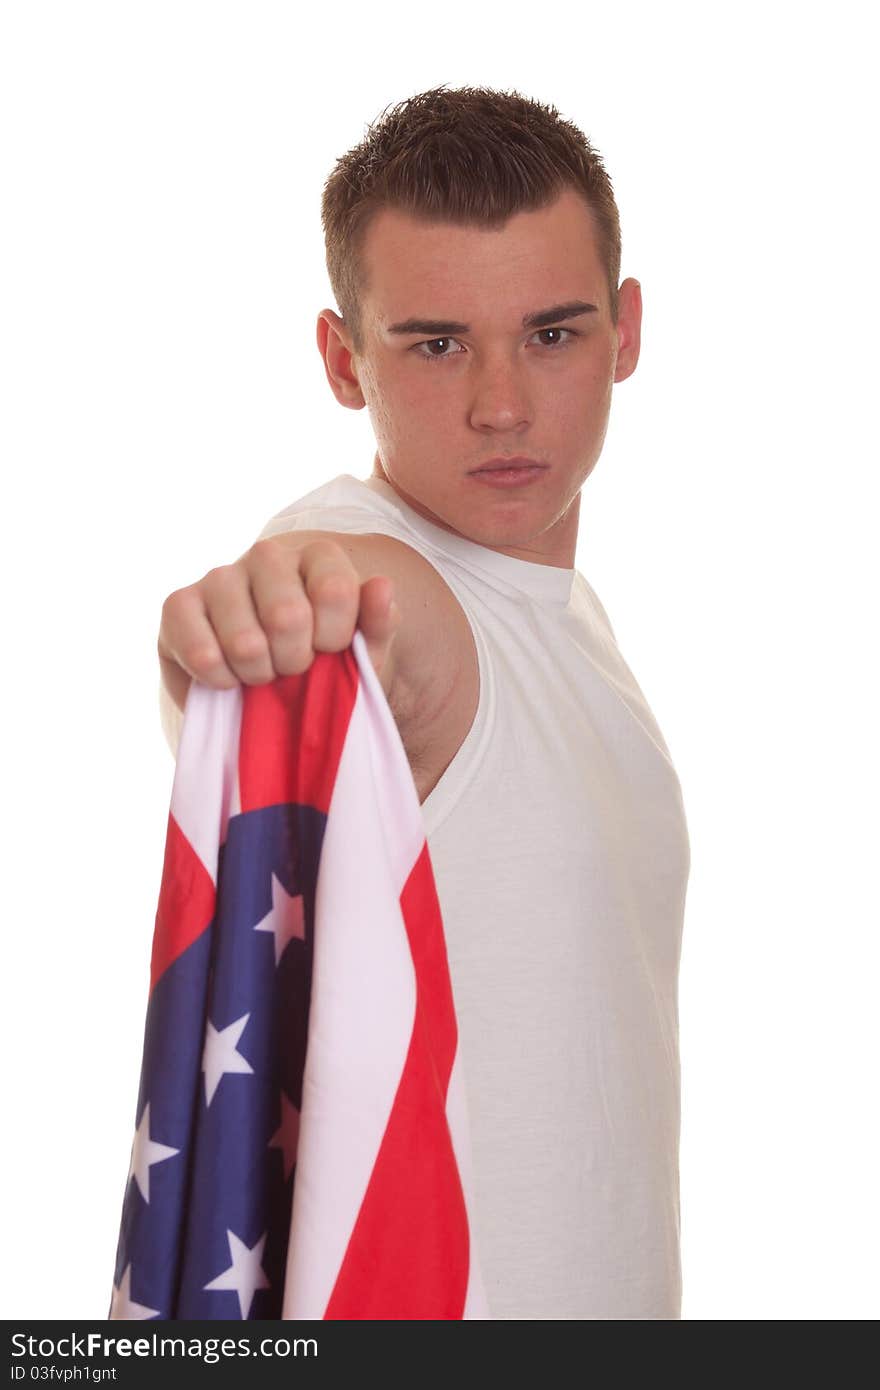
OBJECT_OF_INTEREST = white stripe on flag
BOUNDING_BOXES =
[170,683,242,885]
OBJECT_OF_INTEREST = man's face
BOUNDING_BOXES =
[317,185,641,567]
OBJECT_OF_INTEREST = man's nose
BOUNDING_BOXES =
[467,354,532,433]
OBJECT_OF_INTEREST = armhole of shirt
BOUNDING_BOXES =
[412,563,496,841]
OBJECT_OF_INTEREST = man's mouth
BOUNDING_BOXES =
[467,459,549,489]
[469,456,547,474]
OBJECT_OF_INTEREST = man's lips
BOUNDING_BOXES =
[467,458,550,489]
[468,457,548,473]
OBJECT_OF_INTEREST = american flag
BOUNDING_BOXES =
[110,630,487,1320]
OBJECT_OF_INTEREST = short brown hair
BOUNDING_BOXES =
[321,84,622,355]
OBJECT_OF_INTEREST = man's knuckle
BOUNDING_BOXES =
[227,628,268,663]
[161,586,192,622]
[184,642,223,676]
[315,573,357,606]
[251,537,283,567]
[264,598,311,636]
[203,563,239,594]
[301,537,354,570]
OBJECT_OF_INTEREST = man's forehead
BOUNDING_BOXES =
[361,192,606,330]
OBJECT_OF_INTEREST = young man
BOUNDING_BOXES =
[158,86,691,1320]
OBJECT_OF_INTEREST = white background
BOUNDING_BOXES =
[2,0,877,1321]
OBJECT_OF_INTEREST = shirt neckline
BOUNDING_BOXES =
[356,474,576,607]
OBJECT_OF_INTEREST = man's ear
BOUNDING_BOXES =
[316,309,366,409]
[613,278,642,384]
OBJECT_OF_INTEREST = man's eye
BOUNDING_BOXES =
[533,327,575,347]
[415,337,464,361]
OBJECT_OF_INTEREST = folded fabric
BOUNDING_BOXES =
[110,630,487,1320]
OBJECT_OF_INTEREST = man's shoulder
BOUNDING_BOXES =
[339,532,474,694]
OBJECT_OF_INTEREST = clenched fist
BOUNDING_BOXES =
[158,530,403,715]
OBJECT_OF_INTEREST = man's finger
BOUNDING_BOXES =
[357,575,401,683]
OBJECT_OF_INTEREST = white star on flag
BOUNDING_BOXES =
[110,1264,160,1320]
[253,873,306,965]
[128,1102,179,1203]
[204,1230,270,1318]
[268,1091,301,1181]
[202,1013,254,1106]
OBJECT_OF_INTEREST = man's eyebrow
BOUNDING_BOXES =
[385,300,599,337]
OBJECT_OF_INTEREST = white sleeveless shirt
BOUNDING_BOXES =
[257,472,691,1320]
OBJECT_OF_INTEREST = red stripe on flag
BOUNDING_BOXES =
[325,841,469,1319]
[238,648,360,814]
[150,811,216,994]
